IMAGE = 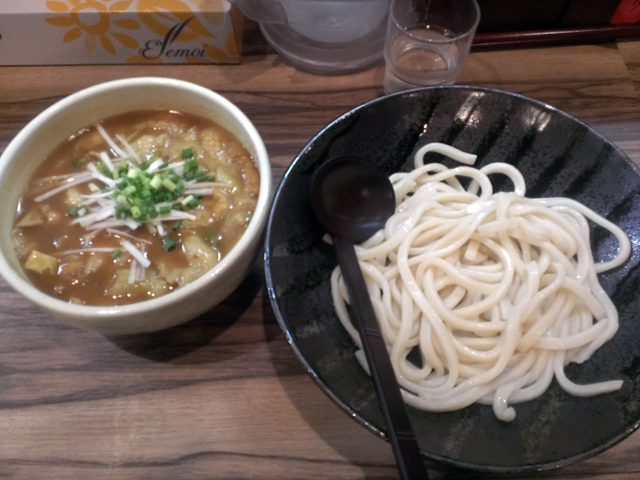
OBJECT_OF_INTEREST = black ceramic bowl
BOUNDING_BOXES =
[264,86,640,472]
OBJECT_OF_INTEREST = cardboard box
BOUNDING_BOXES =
[0,0,243,65]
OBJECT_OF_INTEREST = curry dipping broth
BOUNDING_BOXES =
[11,110,260,306]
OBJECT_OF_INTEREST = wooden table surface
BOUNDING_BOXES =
[2,27,640,480]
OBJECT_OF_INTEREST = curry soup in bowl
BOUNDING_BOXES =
[0,77,272,334]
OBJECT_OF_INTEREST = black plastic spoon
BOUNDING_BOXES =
[311,155,429,480]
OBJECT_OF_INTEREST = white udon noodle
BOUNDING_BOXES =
[330,142,631,422]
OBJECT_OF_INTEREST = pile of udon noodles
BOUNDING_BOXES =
[331,143,631,422]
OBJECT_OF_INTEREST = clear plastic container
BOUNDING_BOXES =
[232,0,389,75]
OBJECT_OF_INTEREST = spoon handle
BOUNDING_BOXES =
[333,236,429,480]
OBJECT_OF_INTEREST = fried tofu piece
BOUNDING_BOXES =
[84,253,107,275]
[15,208,45,228]
[108,267,170,297]
[24,250,58,274]
[66,187,82,207]
[10,229,35,260]
[157,235,219,287]
[191,189,229,227]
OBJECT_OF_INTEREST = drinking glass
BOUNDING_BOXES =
[383,0,480,94]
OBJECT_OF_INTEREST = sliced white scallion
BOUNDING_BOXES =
[122,241,150,268]
[99,152,115,171]
[116,133,140,164]
[71,206,115,227]
[96,123,127,158]
[157,211,196,221]
[184,188,213,196]
[137,263,146,281]
[86,163,117,188]
[125,219,140,230]
[147,158,165,174]
[34,173,93,202]
[86,219,136,231]
[158,161,185,172]
[82,229,102,246]
[128,260,138,284]
[32,171,84,185]
[81,190,115,200]
[185,181,229,189]
[78,200,98,210]
[96,198,116,210]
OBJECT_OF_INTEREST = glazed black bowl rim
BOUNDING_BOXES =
[263,85,640,473]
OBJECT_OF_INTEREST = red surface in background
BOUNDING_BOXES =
[611,0,640,24]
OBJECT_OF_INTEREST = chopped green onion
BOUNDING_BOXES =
[150,174,162,190]
[111,249,121,259]
[184,158,197,173]
[181,194,195,206]
[114,204,127,218]
[116,195,131,208]
[163,235,176,251]
[97,164,112,177]
[55,150,217,230]
[162,179,176,192]
[72,157,86,167]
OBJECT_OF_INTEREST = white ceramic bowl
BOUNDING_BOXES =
[0,77,272,335]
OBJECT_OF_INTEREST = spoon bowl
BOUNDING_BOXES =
[310,155,396,242]
[310,155,428,480]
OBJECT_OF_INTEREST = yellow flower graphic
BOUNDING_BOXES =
[136,0,218,41]
[46,0,140,55]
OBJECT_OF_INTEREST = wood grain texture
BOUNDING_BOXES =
[2,25,640,479]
